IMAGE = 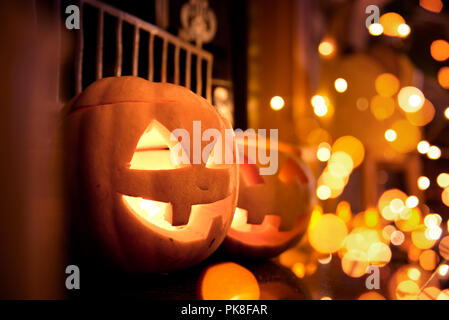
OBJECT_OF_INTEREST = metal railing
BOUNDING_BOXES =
[47,0,214,105]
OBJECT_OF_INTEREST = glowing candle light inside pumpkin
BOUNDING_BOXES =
[230,208,251,232]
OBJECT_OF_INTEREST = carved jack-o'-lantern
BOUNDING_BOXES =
[65,76,238,273]
[223,141,315,258]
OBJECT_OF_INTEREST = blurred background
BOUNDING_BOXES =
[1,0,449,299]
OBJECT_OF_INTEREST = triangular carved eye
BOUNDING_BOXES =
[130,121,188,170]
[278,158,309,186]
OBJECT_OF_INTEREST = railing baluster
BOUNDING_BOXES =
[206,57,213,102]
[196,55,202,95]
[132,26,140,76]
[161,38,168,82]
[75,1,84,94]
[115,18,122,76]
[56,0,214,101]
[148,33,155,81]
[96,8,104,80]
[174,45,180,85]
[185,51,191,90]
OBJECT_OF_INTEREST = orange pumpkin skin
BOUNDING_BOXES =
[65,76,238,273]
[223,144,315,258]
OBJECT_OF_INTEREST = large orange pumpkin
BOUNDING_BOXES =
[64,76,238,273]
[223,141,315,258]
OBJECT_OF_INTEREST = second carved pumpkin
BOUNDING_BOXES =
[223,141,315,258]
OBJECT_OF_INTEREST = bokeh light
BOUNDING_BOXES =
[379,12,405,37]
[199,262,260,300]
[311,95,330,117]
[406,196,419,208]
[438,236,449,259]
[427,145,441,160]
[397,23,410,37]
[371,95,395,120]
[417,176,430,190]
[398,87,425,113]
[358,291,386,300]
[317,142,331,162]
[437,173,449,188]
[316,185,331,200]
[419,250,439,271]
[430,39,449,62]
[342,249,369,278]
[385,129,397,142]
[390,120,421,153]
[334,78,348,93]
[375,73,400,97]
[308,214,348,254]
[391,230,405,246]
[442,187,449,207]
[438,67,449,89]
[270,96,285,111]
[420,0,443,13]
[318,39,335,57]
[396,280,419,300]
[332,136,365,168]
[368,23,383,36]
[405,99,435,127]
[417,140,430,154]
[412,229,437,249]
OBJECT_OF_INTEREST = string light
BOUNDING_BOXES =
[428,145,441,160]
[311,95,329,117]
[417,176,430,190]
[317,143,331,162]
[444,107,449,119]
[385,129,397,142]
[417,141,430,154]
[270,96,285,111]
[397,23,411,37]
[406,196,419,208]
[334,78,348,93]
[316,185,331,200]
[318,39,335,57]
[368,23,383,36]
[437,173,449,188]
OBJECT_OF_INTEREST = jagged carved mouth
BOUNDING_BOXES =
[228,208,306,246]
[122,194,234,242]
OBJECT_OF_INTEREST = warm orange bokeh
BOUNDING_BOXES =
[438,67,449,89]
[375,73,400,97]
[430,39,449,61]
[199,262,260,300]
